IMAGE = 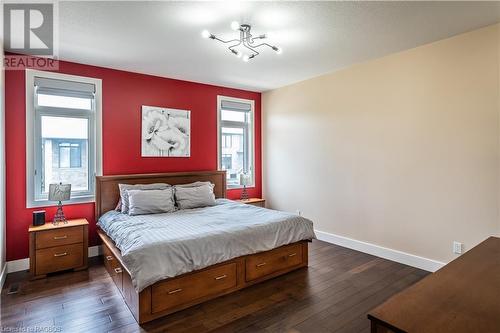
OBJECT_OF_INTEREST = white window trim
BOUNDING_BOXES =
[217,95,255,189]
[26,69,102,208]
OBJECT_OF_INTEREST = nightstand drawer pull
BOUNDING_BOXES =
[256,262,267,267]
[288,253,297,257]
[106,256,113,261]
[53,235,67,240]
[214,274,227,280]
[168,288,183,295]
[114,268,122,274]
[54,252,68,257]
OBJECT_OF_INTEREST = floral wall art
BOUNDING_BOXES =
[142,106,190,157]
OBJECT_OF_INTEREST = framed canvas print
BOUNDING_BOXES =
[142,106,191,157]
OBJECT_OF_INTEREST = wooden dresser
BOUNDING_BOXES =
[368,236,500,333]
[29,219,88,279]
[236,198,266,207]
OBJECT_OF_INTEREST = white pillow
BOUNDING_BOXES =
[174,183,216,209]
[118,183,170,214]
[127,188,175,216]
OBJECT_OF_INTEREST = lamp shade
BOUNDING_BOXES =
[239,173,251,186]
[48,183,71,202]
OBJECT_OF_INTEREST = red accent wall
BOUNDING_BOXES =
[5,60,261,261]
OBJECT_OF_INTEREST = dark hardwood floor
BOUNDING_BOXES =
[0,240,428,332]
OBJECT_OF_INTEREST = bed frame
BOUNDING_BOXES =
[96,171,309,324]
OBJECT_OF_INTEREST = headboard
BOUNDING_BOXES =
[95,170,227,218]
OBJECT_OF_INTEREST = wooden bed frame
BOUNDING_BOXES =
[96,171,309,324]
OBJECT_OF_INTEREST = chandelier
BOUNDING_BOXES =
[202,21,282,62]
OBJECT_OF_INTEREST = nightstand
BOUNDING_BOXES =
[29,218,88,279]
[236,198,266,208]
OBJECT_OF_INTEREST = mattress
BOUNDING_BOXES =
[98,199,316,291]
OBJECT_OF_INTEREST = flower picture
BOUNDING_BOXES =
[141,106,190,157]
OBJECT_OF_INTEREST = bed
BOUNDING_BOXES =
[96,171,315,324]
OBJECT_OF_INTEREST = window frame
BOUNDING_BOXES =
[26,69,102,208]
[217,95,255,189]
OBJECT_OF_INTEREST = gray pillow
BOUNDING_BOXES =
[127,188,175,216]
[174,181,212,188]
[174,183,216,209]
[119,183,170,214]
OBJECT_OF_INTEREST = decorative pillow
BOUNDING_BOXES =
[174,182,216,210]
[119,183,170,214]
[127,188,175,216]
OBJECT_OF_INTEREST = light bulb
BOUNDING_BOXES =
[230,21,240,31]
[242,55,249,62]
[201,30,211,39]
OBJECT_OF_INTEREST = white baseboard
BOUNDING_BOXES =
[6,234,445,275]
[6,258,28,273]
[6,245,103,274]
[314,230,445,272]
[0,263,7,289]
[88,244,102,257]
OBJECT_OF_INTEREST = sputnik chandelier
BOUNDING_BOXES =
[202,21,282,62]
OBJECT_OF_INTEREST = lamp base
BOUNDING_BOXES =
[52,201,67,226]
[240,186,249,201]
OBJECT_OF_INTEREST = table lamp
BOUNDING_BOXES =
[239,173,251,201]
[48,183,71,225]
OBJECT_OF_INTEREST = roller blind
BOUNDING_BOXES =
[35,77,95,99]
[221,99,251,112]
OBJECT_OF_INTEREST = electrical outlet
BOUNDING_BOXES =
[453,241,463,254]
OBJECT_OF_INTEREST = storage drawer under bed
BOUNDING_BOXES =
[245,243,304,282]
[103,244,124,291]
[151,262,238,314]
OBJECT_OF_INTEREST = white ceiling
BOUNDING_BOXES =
[59,1,500,92]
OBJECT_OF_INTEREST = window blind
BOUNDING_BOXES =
[221,100,251,112]
[34,77,95,99]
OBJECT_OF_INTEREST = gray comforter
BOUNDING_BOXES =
[98,199,315,291]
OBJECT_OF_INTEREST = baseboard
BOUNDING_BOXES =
[314,230,445,272]
[6,235,445,274]
[0,263,7,289]
[88,244,102,257]
[6,258,28,273]
[6,245,103,274]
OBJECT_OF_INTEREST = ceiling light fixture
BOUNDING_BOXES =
[202,22,282,62]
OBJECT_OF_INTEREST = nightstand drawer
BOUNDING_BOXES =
[36,226,83,249]
[35,243,84,275]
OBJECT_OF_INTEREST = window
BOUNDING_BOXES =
[222,134,232,148]
[217,96,255,188]
[222,154,232,170]
[58,141,82,168]
[26,70,102,207]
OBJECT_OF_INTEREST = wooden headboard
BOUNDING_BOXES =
[95,170,227,218]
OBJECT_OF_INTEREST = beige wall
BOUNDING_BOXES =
[263,24,500,264]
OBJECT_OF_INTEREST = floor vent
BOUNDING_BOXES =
[7,283,19,295]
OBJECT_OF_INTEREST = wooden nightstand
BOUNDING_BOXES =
[236,198,266,208]
[29,218,88,279]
